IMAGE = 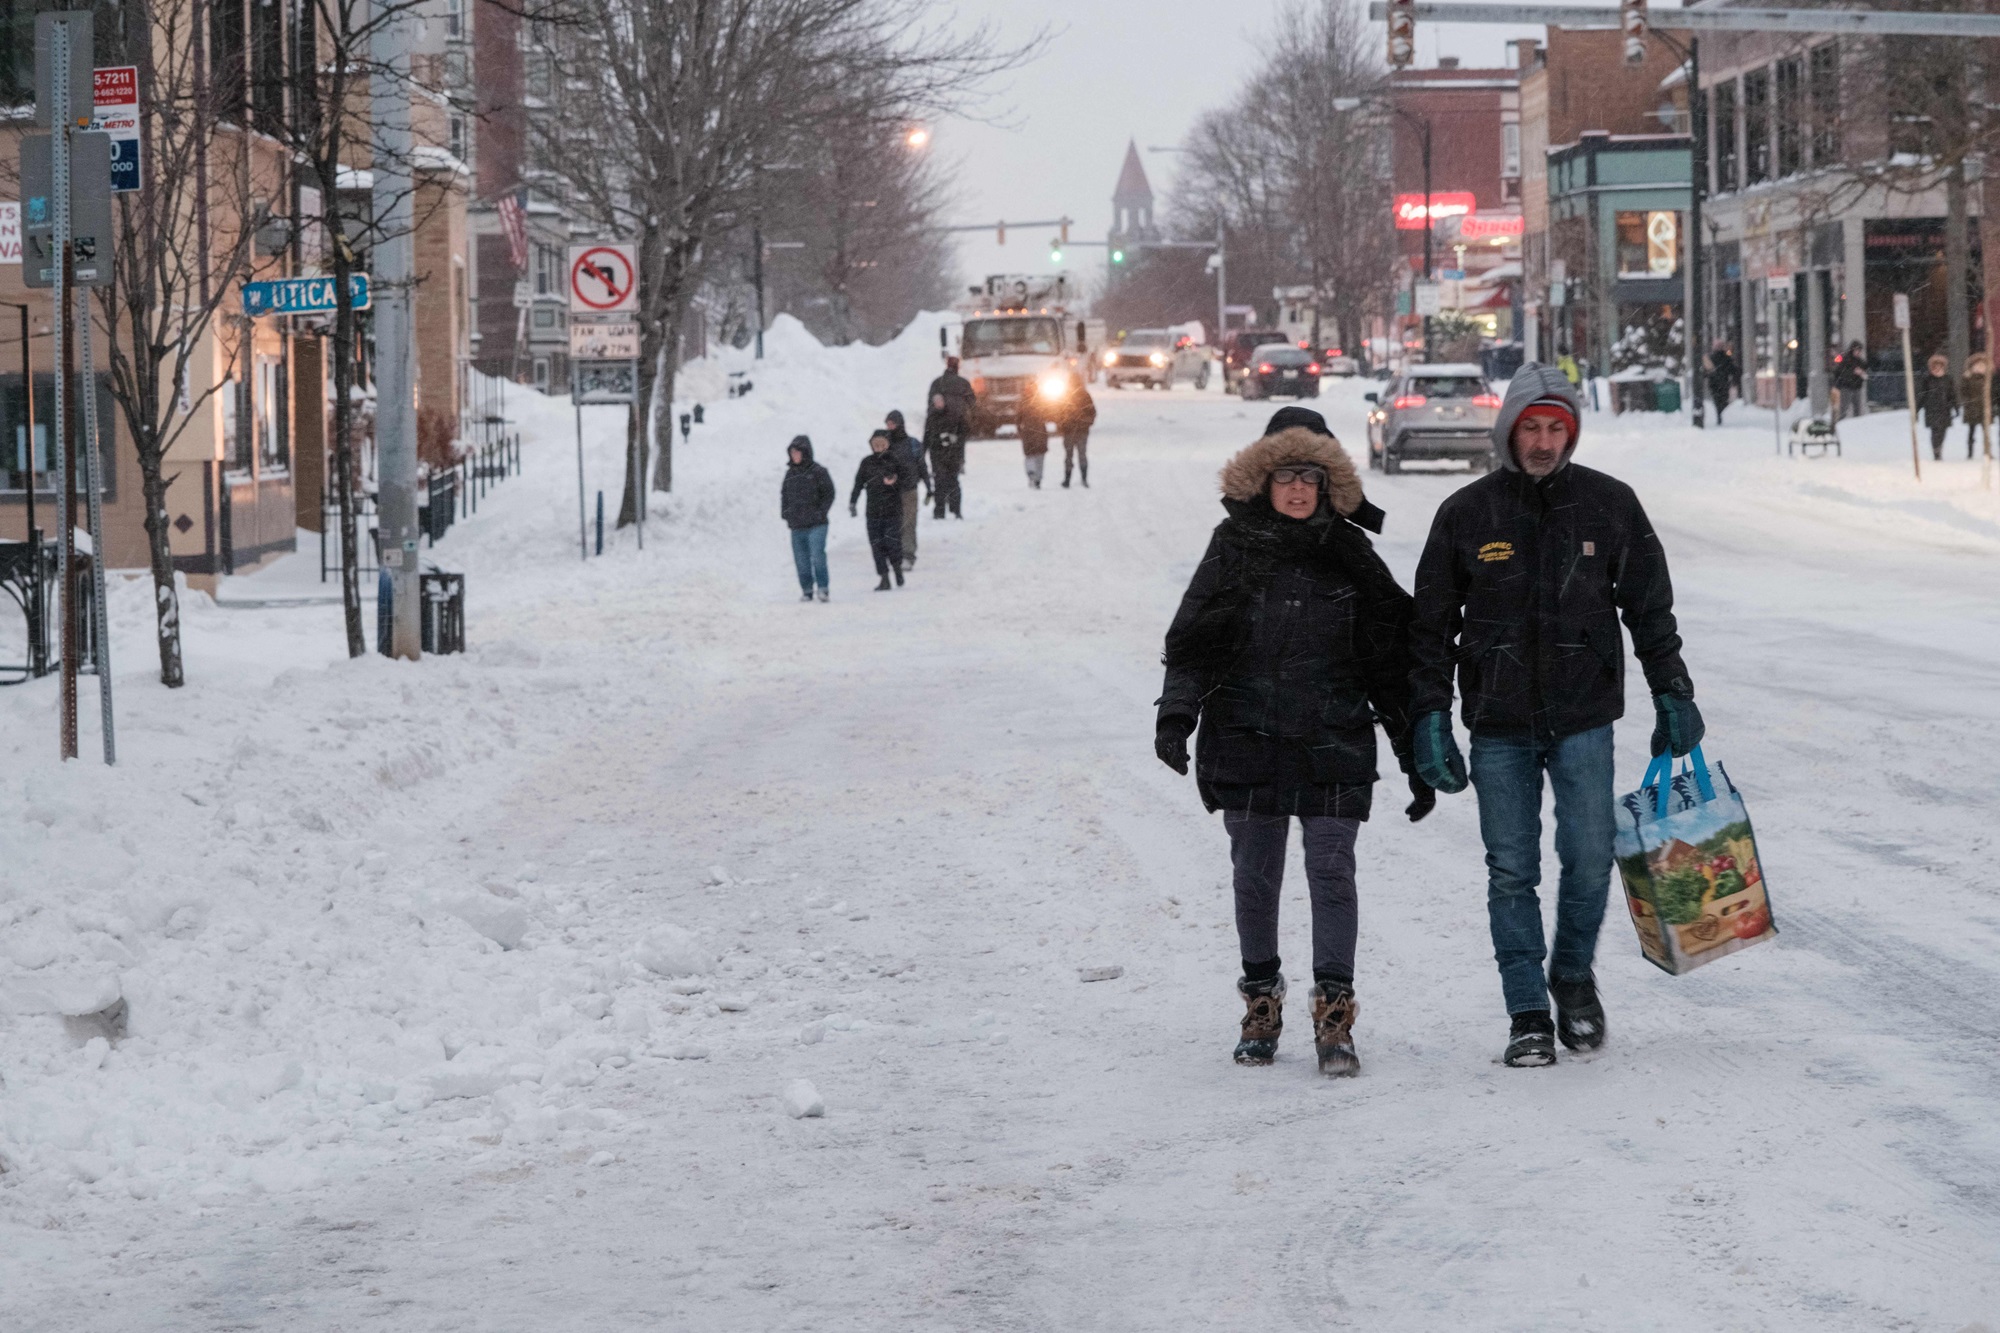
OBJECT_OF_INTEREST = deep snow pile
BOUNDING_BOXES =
[0,313,954,1204]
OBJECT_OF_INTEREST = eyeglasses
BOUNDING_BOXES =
[1270,467,1326,486]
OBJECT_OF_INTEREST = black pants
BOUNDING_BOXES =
[1224,811,1360,983]
[1968,420,1987,457]
[1931,423,1950,460]
[929,439,964,516]
[1063,429,1089,483]
[864,509,902,576]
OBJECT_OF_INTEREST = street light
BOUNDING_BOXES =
[1334,93,1435,361]
[905,126,930,150]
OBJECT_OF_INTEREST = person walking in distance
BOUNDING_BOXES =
[884,410,930,568]
[925,356,975,519]
[1919,353,1958,462]
[1831,342,1868,420]
[1156,406,1433,1077]
[780,435,835,602]
[1060,369,1097,488]
[849,429,906,591]
[1962,353,1992,458]
[1408,364,1702,1068]
[1706,343,1738,425]
[1019,406,1050,489]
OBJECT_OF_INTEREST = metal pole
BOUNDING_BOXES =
[1420,113,1434,362]
[753,217,766,360]
[574,399,588,558]
[1216,220,1227,349]
[15,304,33,552]
[78,290,113,764]
[370,0,420,659]
[1901,323,1921,479]
[1688,37,1706,428]
[52,18,76,761]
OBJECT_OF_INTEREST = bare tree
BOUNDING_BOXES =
[541,0,1031,527]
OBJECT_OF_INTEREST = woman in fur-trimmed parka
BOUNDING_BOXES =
[1155,406,1432,1077]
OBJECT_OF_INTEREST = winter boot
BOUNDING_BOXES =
[1309,981,1360,1077]
[893,562,905,587]
[800,591,815,602]
[1503,1010,1557,1068]
[1081,462,1089,487]
[874,575,892,592]
[816,588,829,603]
[1234,974,1286,1066]
[1549,974,1606,1052]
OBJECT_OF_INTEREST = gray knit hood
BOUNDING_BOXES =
[1491,363,1582,472]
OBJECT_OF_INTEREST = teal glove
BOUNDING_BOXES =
[1412,711,1468,794]
[1651,691,1704,757]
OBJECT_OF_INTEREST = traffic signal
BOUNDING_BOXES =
[1049,238,1064,264]
[1388,0,1415,69]
[1621,0,1647,64]
[997,220,1006,246]
[1111,247,1126,265]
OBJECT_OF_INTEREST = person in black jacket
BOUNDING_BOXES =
[924,357,976,519]
[883,410,931,568]
[1706,344,1738,424]
[849,429,906,590]
[1059,370,1097,488]
[1408,363,1701,1069]
[1156,406,1431,1077]
[780,435,835,602]
[1919,352,1958,461]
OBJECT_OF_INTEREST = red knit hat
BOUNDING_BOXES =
[1516,399,1578,441]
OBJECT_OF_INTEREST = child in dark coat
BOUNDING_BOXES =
[849,430,906,589]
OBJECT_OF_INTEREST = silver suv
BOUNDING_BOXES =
[1365,364,1502,474]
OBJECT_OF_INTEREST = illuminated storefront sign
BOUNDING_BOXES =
[1393,191,1477,229]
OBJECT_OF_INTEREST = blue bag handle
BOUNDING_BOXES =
[1646,743,1717,818]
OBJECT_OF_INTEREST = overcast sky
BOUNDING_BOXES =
[931,0,1566,294]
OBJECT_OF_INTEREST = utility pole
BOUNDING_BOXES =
[371,0,419,659]
[1216,220,1227,346]
[753,214,766,360]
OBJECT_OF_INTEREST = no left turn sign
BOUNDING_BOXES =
[568,243,637,315]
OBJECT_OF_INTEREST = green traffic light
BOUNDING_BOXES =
[1111,249,1125,264]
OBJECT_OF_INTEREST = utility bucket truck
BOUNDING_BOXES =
[952,274,1091,437]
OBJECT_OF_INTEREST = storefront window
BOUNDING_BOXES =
[1744,69,1770,184]
[1616,213,1680,278]
[1713,80,1738,192]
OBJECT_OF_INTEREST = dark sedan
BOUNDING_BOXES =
[1236,344,1321,400]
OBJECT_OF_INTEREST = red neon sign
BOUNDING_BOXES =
[1394,191,1477,229]
[1458,213,1525,240]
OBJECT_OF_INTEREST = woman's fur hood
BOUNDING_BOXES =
[1218,426,1366,516]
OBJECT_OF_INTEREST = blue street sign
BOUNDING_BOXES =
[242,274,372,317]
[1440,268,1466,281]
[108,137,138,192]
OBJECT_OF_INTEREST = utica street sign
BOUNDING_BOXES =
[242,273,372,316]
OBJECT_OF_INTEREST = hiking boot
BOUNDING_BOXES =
[1309,981,1360,1077]
[1550,974,1606,1051]
[1503,1010,1557,1068]
[1234,974,1286,1066]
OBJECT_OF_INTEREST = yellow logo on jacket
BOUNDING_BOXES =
[1478,541,1514,563]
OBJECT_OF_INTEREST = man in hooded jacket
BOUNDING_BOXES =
[780,435,835,601]
[884,410,931,567]
[1408,364,1703,1068]
[925,357,976,519]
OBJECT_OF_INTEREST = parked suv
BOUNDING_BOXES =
[1365,364,1502,473]
[1237,344,1321,401]
[1102,329,1208,390]
[1223,328,1289,393]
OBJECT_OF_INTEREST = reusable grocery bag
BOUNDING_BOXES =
[1613,744,1775,975]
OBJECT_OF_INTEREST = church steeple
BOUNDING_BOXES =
[1111,139,1155,239]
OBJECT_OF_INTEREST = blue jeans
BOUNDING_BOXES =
[789,524,828,593]
[1469,724,1617,1014]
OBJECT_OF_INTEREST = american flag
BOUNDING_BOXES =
[497,189,529,273]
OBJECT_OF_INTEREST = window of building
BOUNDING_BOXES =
[449,113,468,163]
[1810,43,1839,165]
[445,0,464,38]
[256,355,289,474]
[1616,211,1679,278]
[533,243,559,297]
[251,0,284,136]
[1501,123,1521,178]
[533,358,550,391]
[1776,56,1803,177]
[211,0,247,123]
[0,3,35,106]
[223,376,250,473]
[1744,68,1771,185]
[1713,79,1739,192]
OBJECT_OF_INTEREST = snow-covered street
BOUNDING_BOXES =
[5,321,2000,1330]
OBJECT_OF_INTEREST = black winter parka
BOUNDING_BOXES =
[924,372,976,441]
[1159,498,1417,818]
[1409,462,1688,741]
[780,440,836,530]
[849,449,906,517]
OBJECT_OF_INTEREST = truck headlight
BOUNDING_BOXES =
[1037,372,1068,400]
[1148,352,1168,367]
[1102,350,1117,367]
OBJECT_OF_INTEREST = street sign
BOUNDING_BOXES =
[569,317,640,360]
[0,202,18,264]
[574,360,638,404]
[242,273,373,316]
[1439,268,1466,281]
[91,66,139,193]
[20,131,113,287]
[1413,280,1442,317]
[1892,292,1911,331]
[568,243,637,315]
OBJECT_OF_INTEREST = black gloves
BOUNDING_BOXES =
[1405,773,1436,822]
[1650,680,1705,757]
[1155,716,1193,775]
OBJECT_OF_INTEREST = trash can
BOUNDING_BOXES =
[1654,379,1682,413]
